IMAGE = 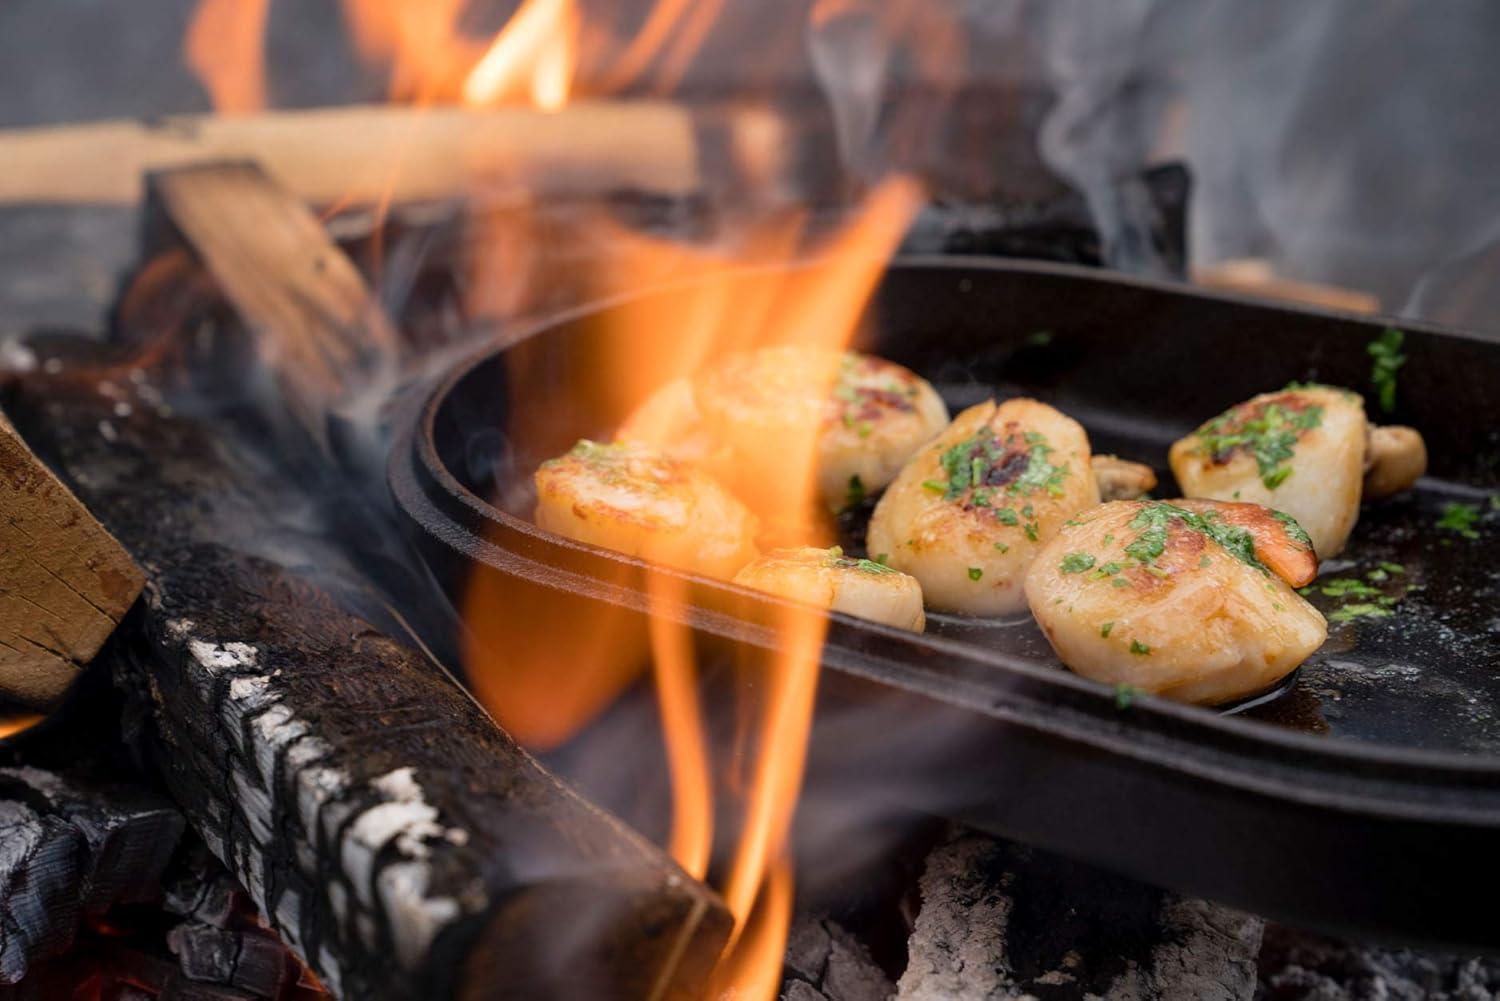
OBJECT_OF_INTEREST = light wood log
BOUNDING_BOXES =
[0,411,144,708]
[145,162,394,451]
[0,101,765,208]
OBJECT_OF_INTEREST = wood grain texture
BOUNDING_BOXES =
[0,409,144,707]
[0,102,711,208]
[4,349,731,1001]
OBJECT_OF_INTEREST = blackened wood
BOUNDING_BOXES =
[897,826,1262,1001]
[781,915,894,1001]
[4,358,732,1001]
[0,764,183,984]
[168,923,295,998]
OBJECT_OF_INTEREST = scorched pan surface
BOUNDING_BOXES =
[391,258,1500,951]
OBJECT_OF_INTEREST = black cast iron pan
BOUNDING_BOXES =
[390,258,1500,950]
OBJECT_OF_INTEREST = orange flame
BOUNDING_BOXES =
[464,177,921,999]
[462,0,579,111]
[185,0,271,114]
[0,713,42,741]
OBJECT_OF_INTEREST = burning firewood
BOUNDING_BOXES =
[0,410,144,709]
[5,348,732,1000]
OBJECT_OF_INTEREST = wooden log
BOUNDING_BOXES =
[3,351,732,1001]
[781,915,894,1001]
[0,765,182,984]
[896,826,1264,1001]
[143,163,395,452]
[0,102,789,208]
[0,410,144,708]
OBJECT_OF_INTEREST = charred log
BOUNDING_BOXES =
[3,354,731,1000]
[0,764,183,984]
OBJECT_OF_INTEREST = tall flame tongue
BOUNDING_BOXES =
[185,0,270,113]
[465,178,920,999]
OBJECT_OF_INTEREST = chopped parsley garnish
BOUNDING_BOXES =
[1100,622,1114,638]
[995,507,1020,526]
[1270,510,1313,548]
[1122,501,1268,575]
[854,559,896,575]
[1090,562,1123,579]
[1329,603,1396,624]
[932,426,1069,507]
[1060,553,1096,574]
[1129,640,1151,656]
[1317,577,1382,599]
[1437,502,1482,540]
[825,546,897,575]
[993,542,1010,553]
[1367,327,1406,414]
[1023,522,1039,542]
[1195,400,1323,491]
[875,553,889,565]
[1114,683,1137,709]
[968,567,984,581]
[1379,561,1406,575]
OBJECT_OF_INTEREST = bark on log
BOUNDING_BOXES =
[3,356,732,1001]
[0,409,144,707]
[896,826,1263,1001]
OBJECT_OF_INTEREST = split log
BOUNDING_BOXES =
[0,102,787,208]
[0,765,184,983]
[0,410,144,707]
[3,354,732,1000]
[896,826,1263,1001]
[143,163,396,453]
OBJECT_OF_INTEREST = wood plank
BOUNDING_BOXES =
[144,162,394,450]
[0,101,749,208]
[0,410,144,708]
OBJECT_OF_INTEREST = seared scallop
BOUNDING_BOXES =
[534,439,758,579]
[692,346,949,511]
[615,377,734,475]
[867,399,1101,615]
[733,546,925,632]
[1025,499,1327,705]
[1169,385,1367,557]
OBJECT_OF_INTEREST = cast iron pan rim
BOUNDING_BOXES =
[390,256,1500,797]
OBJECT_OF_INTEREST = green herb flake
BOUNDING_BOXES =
[921,479,947,495]
[1318,577,1382,599]
[1329,603,1397,624]
[854,559,897,575]
[995,507,1020,526]
[968,567,984,582]
[1114,683,1138,710]
[1366,568,1389,583]
[1271,510,1313,548]
[993,542,1010,554]
[845,474,867,509]
[1199,555,1213,568]
[1194,400,1323,491]
[1060,553,1097,574]
[1111,577,1132,589]
[1024,522,1040,542]
[1368,327,1406,414]
[875,553,889,565]
[1100,622,1114,638]
[1379,562,1406,575]
[1129,639,1151,656]
[1437,502,1482,539]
